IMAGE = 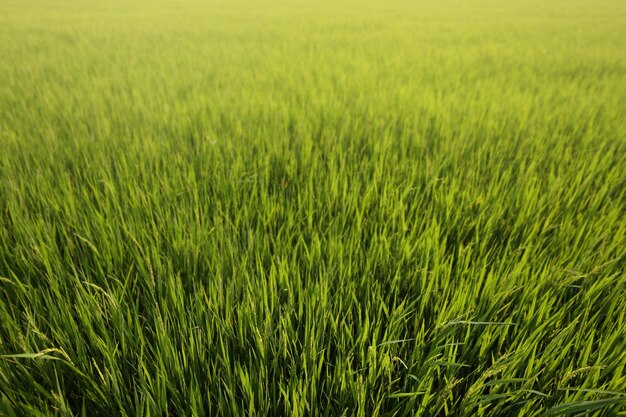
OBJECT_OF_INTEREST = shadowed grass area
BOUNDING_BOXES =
[1,0,625,415]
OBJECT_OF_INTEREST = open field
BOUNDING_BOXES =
[1,0,625,415]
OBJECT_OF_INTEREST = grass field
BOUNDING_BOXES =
[1,0,626,415]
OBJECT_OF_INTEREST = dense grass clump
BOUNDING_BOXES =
[1,0,625,415]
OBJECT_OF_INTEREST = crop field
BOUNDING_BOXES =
[1,0,625,415]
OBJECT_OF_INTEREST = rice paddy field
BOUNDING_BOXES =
[1,0,626,415]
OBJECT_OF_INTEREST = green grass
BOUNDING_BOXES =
[1,0,625,415]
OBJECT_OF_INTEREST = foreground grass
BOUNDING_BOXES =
[1,0,625,415]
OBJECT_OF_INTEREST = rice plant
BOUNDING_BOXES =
[1,0,625,415]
